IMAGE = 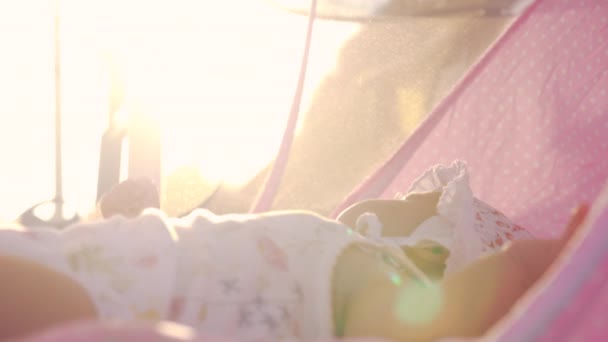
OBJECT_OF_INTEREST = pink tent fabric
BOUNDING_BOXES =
[334,0,608,238]
[332,0,608,340]
[17,320,390,342]
[492,186,608,341]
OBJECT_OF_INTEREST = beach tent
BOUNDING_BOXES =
[15,0,608,340]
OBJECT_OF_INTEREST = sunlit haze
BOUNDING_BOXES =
[0,0,359,220]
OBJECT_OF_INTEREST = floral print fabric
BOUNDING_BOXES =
[0,209,380,341]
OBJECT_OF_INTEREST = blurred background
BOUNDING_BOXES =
[0,0,519,222]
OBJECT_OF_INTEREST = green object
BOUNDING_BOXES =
[432,247,444,255]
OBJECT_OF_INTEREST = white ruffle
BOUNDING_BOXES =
[356,160,485,275]
[407,160,484,274]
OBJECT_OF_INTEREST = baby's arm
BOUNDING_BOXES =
[342,206,588,341]
[337,192,441,237]
[0,255,98,339]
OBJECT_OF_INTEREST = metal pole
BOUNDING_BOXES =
[54,0,63,204]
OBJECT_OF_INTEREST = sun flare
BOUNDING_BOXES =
[0,0,359,220]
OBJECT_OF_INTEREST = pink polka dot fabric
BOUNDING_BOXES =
[335,0,608,340]
[335,0,608,240]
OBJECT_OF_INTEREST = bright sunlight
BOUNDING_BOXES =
[0,0,359,220]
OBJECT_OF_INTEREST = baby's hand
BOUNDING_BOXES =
[99,178,161,219]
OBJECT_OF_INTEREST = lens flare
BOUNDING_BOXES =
[389,272,403,286]
[393,282,442,325]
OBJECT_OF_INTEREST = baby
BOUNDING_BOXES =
[0,162,588,341]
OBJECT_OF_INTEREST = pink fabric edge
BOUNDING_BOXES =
[330,0,544,218]
[488,182,608,341]
[17,320,394,342]
[250,0,319,213]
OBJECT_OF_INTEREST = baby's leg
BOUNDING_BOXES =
[0,255,98,340]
